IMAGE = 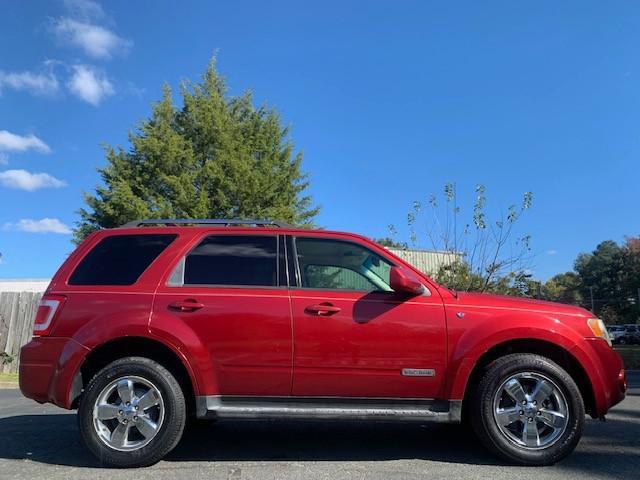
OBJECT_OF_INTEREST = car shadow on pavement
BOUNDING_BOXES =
[1,411,640,475]
[0,414,95,467]
[169,420,500,465]
[0,414,500,468]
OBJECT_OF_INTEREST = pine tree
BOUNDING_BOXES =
[74,58,319,242]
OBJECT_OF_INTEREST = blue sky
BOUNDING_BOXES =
[1,0,639,280]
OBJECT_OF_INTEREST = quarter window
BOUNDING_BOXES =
[69,234,177,286]
[180,235,278,287]
[295,237,393,292]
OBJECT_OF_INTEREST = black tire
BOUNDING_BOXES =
[78,357,186,468]
[469,353,584,466]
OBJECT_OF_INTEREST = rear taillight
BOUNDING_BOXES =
[33,295,66,336]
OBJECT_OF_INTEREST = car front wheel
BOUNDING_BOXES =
[78,357,186,467]
[470,353,585,466]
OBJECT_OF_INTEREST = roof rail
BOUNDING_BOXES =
[120,218,293,228]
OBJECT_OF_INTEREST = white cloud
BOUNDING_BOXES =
[4,218,71,234]
[0,153,8,165]
[52,18,130,59]
[547,250,558,256]
[0,131,51,153]
[0,169,66,191]
[0,69,59,96]
[67,65,114,105]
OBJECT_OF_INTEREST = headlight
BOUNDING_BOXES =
[587,318,612,346]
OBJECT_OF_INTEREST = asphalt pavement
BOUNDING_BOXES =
[0,373,638,480]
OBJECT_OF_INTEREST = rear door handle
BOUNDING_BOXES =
[305,303,341,316]
[169,300,205,312]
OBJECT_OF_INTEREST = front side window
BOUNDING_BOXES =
[177,235,278,287]
[69,234,177,286]
[295,237,393,292]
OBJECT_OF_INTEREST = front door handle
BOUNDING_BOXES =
[169,299,205,312]
[305,303,341,316]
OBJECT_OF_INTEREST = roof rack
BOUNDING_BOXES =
[120,218,293,228]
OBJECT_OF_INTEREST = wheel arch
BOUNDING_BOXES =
[461,338,596,418]
[71,336,197,416]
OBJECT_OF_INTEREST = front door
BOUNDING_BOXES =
[153,233,292,396]
[290,235,447,399]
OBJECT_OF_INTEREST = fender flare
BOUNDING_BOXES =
[65,314,216,407]
[445,314,596,403]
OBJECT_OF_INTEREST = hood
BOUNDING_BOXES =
[453,291,592,317]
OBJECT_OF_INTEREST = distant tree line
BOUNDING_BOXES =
[536,237,640,324]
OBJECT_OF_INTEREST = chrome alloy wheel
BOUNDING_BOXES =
[492,372,569,450]
[92,376,165,451]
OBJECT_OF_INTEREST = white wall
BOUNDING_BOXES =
[0,279,50,293]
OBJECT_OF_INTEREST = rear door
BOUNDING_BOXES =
[289,235,447,399]
[153,233,293,396]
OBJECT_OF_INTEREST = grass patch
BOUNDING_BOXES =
[0,372,19,384]
[614,346,640,370]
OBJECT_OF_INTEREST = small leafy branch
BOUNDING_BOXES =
[0,352,13,366]
[391,183,535,294]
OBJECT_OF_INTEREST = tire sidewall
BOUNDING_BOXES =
[78,357,186,468]
[475,354,584,465]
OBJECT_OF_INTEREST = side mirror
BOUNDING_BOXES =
[389,266,425,296]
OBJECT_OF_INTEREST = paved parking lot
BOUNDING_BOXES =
[0,374,638,480]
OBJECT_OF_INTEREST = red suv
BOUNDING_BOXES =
[20,219,626,467]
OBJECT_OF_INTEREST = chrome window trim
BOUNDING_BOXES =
[165,233,280,289]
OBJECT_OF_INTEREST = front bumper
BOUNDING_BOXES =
[19,336,89,409]
[573,338,626,417]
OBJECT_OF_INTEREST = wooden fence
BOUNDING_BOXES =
[0,292,42,374]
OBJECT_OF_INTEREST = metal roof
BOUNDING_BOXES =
[388,248,461,275]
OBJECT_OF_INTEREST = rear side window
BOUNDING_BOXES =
[179,235,278,287]
[69,234,177,286]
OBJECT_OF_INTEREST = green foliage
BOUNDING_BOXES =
[0,352,13,365]
[434,260,533,296]
[74,58,319,242]
[374,237,409,249]
[614,346,640,370]
[540,237,640,323]
[541,272,583,305]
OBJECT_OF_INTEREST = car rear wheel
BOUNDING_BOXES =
[470,353,584,465]
[78,357,186,467]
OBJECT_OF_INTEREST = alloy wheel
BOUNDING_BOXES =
[492,372,569,450]
[92,375,165,451]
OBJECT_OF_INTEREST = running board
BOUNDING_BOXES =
[195,396,462,423]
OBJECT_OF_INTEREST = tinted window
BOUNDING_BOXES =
[69,234,176,285]
[295,237,393,292]
[183,235,278,286]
